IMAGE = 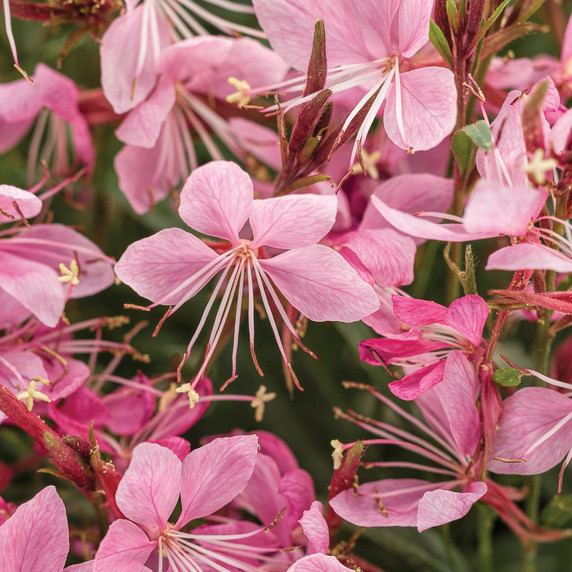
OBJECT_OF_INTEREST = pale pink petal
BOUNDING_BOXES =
[486,242,572,273]
[179,161,253,243]
[115,228,218,305]
[228,118,282,171]
[0,251,64,327]
[287,554,353,572]
[177,435,259,526]
[250,194,336,249]
[489,387,572,474]
[463,180,546,237]
[100,5,170,114]
[384,67,457,152]
[0,117,34,153]
[550,107,572,155]
[0,486,68,570]
[152,436,191,461]
[389,360,446,401]
[444,295,488,346]
[0,185,42,219]
[66,562,96,571]
[330,478,437,527]
[394,0,432,58]
[392,295,447,326]
[94,519,155,572]
[116,442,182,529]
[260,245,379,322]
[562,15,572,75]
[417,482,487,532]
[299,501,328,554]
[116,78,176,148]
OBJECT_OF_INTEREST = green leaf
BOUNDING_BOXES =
[287,173,333,191]
[461,120,493,151]
[541,494,572,529]
[481,22,537,59]
[493,368,523,387]
[473,0,512,45]
[429,19,453,68]
[451,130,475,177]
[446,0,459,33]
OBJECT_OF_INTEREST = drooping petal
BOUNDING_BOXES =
[0,185,42,219]
[250,194,337,250]
[393,0,433,58]
[116,442,182,529]
[0,486,68,570]
[384,67,457,152]
[444,295,488,346]
[94,519,156,572]
[417,482,487,532]
[299,501,329,555]
[115,228,218,306]
[389,360,446,401]
[486,243,572,273]
[392,295,447,326]
[287,554,354,572]
[178,435,259,526]
[260,245,379,322]
[179,161,253,243]
[488,387,572,474]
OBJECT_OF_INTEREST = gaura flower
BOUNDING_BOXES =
[115,161,378,392]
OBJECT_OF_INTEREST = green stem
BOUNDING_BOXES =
[477,504,496,572]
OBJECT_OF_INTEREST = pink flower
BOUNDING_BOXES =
[115,161,378,391]
[93,435,281,571]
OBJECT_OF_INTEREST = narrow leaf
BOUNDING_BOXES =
[429,19,454,68]
[473,0,512,45]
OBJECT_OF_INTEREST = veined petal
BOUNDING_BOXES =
[299,501,328,555]
[384,67,456,152]
[116,442,182,529]
[177,435,259,526]
[0,185,42,219]
[0,486,68,570]
[417,482,487,532]
[250,194,337,249]
[287,554,354,571]
[389,360,446,401]
[394,0,433,58]
[115,228,218,306]
[260,245,379,322]
[444,295,488,346]
[179,161,253,243]
[392,295,447,326]
[486,243,572,273]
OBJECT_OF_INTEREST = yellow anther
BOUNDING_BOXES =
[331,439,344,470]
[351,149,382,179]
[250,385,276,422]
[175,383,200,408]
[226,77,252,109]
[521,148,558,185]
[17,378,51,411]
[58,259,80,285]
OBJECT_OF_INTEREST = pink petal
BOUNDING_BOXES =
[94,519,155,572]
[486,242,572,273]
[388,360,446,401]
[394,0,433,58]
[550,107,572,155]
[280,468,316,530]
[392,295,447,326]
[228,118,282,171]
[115,228,218,306]
[116,78,176,148]
[0,486,68,570]
[463,180,546,237]
[444,295,488,346]
[0,250,64,327]
[287,554,354,571]
[417,482,487,532]
[489,387,572,474]
[152,436,191,461]
[385,67,457,152]
[177,435,259,526]
[260,245,379,322]
[299,501,328,554]
[179,161,253,243]
[116,442,182,529]
[0,185,42,219]
[250,194,337,249]
[330,478,437,527]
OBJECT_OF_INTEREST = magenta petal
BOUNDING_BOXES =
[392,295,447,326]
[94,519,155,572]
[179,161,253,243]
[444,295,488,346]
[0,250,64,327]
[299,501,328,555]
[489,387,572,475]
[385,67,457,152]
[116,442,182,529]
[330,478,436,527]
[250,194,337,250]
[115,228,218,306]
[389,360,446,401]
[177,435,259,526]
[0,486,68,570]
[486,242,572,272]
[287,554,354,571]
[260,245,379,322]
[417,482,487,532]
[0,185,42,219]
